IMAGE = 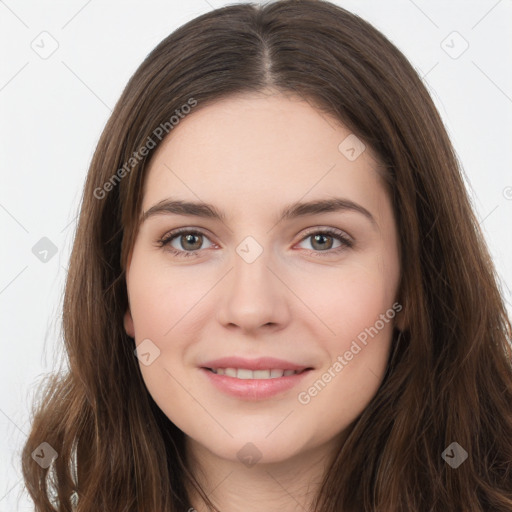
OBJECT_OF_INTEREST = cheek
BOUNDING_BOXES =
[125,251,207,432]
[126,249,213,342]
[293,256,398,406]
[297,252,398,348]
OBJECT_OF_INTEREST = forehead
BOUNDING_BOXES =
[142,92,385,217]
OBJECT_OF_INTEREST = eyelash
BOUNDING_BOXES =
[156,227,353,259]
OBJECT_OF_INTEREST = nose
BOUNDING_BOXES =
[215,245,291,334]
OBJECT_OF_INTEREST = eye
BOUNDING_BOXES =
[157,229,214,258]
[296,227,353,256]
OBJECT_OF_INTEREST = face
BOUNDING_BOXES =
[124,91,402,466]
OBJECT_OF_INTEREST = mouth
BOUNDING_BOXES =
[198,356,314,399]
[203,367,312,379]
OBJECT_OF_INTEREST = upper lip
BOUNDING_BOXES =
[200,356,313,372]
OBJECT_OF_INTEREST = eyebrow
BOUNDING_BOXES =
[142,197,378,229]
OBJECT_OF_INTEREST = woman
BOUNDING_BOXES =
[21,1,512,511]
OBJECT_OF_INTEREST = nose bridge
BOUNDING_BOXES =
[231,233,275,300]
[216,232,287,330]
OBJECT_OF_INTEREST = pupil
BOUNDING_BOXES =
[313,234,332,250]
[183,234,201,250]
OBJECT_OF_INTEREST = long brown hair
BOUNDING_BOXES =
[21,1,512,510]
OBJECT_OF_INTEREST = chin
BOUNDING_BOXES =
[195,428,313,465]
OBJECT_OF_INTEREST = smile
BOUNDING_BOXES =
[207,368,303,379]
[201,367,313,400]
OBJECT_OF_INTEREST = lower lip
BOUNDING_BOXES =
[200,368,313,400]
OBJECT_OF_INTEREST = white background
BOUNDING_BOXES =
[1,0,511,509]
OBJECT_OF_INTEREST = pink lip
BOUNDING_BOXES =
[199,357,314,400]
[200,367,313,400]
[200,356,311,372]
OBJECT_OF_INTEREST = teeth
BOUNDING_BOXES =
[254,370,270,379]
[210,368,300,379]
[224,368,237,377]
[237,369,253,380]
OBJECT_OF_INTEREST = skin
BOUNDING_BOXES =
[124,90,403,512]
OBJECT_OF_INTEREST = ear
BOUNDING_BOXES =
[124,309,135,338]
